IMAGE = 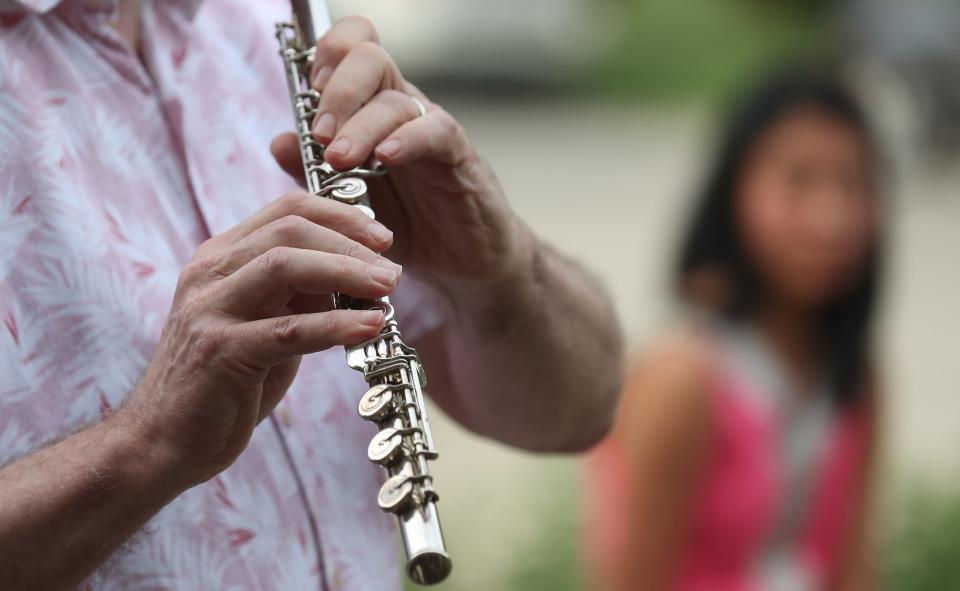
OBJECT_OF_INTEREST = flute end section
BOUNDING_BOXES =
[400,500,451,585]
[408,550,452,586]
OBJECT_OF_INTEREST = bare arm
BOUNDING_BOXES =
[0,412,186,590]
[414,235,623,452]
[835,377,881,591]
[613,336,712,591]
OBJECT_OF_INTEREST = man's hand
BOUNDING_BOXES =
[124,191,403,485]
[0,190,404,590]
[270,16,534,291]
[273,16,623,453]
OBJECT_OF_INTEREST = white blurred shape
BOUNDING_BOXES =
[327,0,619,81]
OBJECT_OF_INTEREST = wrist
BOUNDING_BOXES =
[109,398,199,494]
[441,217,538,304]
[443,226,545,339]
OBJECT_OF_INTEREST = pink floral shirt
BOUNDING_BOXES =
[0,1,445,589]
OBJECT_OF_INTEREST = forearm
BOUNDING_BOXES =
[439,231,623,452]
[0,409,187,590]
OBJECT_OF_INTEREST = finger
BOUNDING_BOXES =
[258,357,301,423]
[221,247,401,315]
[270,133,306,185]
[373,107,472,167]
[310,15,381,88]
[218,214,391,276]
[323,89,422,170]
[230,309,385,369]
[312,42,404,144]
[402,80,431,104]
[226,191,394,252]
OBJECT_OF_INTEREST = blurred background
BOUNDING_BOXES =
[327,0,960,589]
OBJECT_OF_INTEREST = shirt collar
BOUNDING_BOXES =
[0,0,204,21]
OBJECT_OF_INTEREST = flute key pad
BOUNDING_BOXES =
[368,427,405,466]
[358,383,394,422]
[378,473,416,514]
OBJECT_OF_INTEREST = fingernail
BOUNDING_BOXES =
[376,139,401,159]
[326,136,351,157]
[367,222,393,245]
[312,65,333,89]
[368,265,398,288]
[374,256,402,274]
[314,112,336,140]
[358,310,384,327]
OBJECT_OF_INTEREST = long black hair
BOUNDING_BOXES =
[675,67,882,405]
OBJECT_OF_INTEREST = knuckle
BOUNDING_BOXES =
[434,108,459,136]
[379,89,411,116]
[262,246,291,276]
[189,319,228,366]
[355,40,385,59]
[318,36,352,60]
[272,215,310,243]
[278,191,309,216]
[378,88,406,104]
[341,239,371,261]
[177,264,198,290]
[193,237,217,259]
[196,255,227,279]
[333,253,353,278]
[271,315,303,345]
[179,258,210,288]
[344,15,379,42]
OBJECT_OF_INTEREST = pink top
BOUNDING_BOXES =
[0,1,445,589]
[585,328,871,591]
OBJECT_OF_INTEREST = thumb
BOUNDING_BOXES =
[270,132,307,186]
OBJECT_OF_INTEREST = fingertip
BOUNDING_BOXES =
[323,138,366,171]
[357,309,385,329]
[367,263,400,296]
[374,138,403,164]
[324,135,352,159]
[346,310,384,343]
[270,132,298,159]
[367,222,394,250]
[271,133,307,181]
[321,150,350,171]
[313,112,337,142]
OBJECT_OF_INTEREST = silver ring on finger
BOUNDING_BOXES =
[410,96,428,119]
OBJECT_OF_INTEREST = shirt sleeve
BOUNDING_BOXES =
[389,273,452,343]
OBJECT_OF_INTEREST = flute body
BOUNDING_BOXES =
[275,1,452,586]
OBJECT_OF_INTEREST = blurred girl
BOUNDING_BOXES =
[586,70,883,591]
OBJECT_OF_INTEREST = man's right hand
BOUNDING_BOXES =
[0,192,402,590]
[122,191,402,486]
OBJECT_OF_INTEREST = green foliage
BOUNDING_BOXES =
[503,481,583,591]
[884,488,960,590]
[586,0,825,103]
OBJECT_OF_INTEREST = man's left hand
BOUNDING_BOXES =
[271,16,533,293]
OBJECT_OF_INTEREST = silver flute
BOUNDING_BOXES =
[276,0,452,586]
